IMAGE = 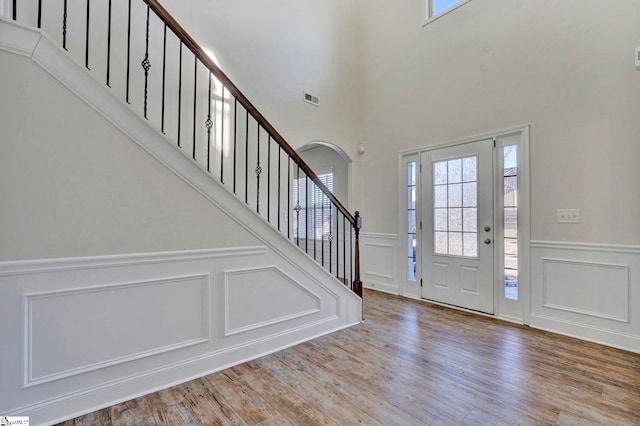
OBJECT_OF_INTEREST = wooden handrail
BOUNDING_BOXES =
[143,0,355,224]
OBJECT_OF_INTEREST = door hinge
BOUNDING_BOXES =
[420,163,422,173]
[420,278,423,287]
[493,138,496,148]
[420,221,422,230]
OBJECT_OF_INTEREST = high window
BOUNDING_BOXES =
[426,0,472,21]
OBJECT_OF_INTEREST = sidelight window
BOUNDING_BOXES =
[503,145,518,300]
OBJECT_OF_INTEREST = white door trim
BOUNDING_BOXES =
[398,125,530,323]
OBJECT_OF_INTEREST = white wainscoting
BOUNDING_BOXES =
[530,241,640,354]
[361,233,399,294]
[224,267,321,336]
[0,247,359,425]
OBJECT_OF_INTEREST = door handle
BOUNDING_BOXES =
[484,238,492,244]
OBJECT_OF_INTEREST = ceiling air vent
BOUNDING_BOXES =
[304,92,320,106]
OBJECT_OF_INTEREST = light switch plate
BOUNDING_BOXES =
[557,209,581,224]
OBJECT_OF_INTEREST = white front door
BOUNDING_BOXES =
[421,139,494,314]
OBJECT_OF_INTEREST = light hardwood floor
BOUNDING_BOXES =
[57,289,640,425]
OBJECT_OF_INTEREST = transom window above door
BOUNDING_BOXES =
[425,0,472,23]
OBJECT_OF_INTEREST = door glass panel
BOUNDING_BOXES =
[448,159,462,183]
[434,186,448,207]
[449,232,463,256]
[435,231,448,254]
[434,162,448,184]
[434,208,448,231]
[463,208,477,232]
[462,182,477,207]
[433,156,478,258]
[448,208,462,232]
[448,184,462,207]
[503,145,518,300]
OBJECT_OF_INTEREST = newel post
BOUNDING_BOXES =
[353,211,363,298]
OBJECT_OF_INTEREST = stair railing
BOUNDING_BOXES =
[7,0,362,297]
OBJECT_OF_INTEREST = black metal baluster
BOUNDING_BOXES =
[335,209,339,279]
[256,124,261,214]
[267,135,271,223]
[312,183,316,260]
[192,56,197,160]
[305,175,309,254]
[220,87,225,183]
[294,164,301,246]
[244,110,249,204]
[343,215,347,284]
[329,206,334,273]
[62,0,67,50]
[177,42,183,147]
[287,156,291,239]
[350,225,354,287]
[106,0,112,87]
[233,98,237,194]
[142,5,151,119]
[161,23,167,133]
[37,0,42,28]
[277,145,282,231]
[206,71,212,172]
[125,0,131,103]
[84,0,90,69]
[321,196,325,266]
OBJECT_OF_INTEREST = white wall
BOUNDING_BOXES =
[159,0,362,157]
[0,49,261,261]
[356,0,640,244]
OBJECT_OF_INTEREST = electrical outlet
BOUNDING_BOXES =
[557,209,581,224]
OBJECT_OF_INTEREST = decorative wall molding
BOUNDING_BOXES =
[361,233,399,294]
[530,241,640,354]
[0,247,359,423]
[223,266,321,336]
[531,240,640,255]
[24,274,211,387]
[0,247,266,277]
[542,258,629,323]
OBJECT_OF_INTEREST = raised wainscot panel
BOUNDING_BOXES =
[361,233,399,294]
[24,274,210,387]
[542,259,628,322]
[530,241,640,354]
[224,267,321,336]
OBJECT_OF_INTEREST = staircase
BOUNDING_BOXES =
[0,1,361,423]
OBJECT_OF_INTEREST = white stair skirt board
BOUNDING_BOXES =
[0,19,361,424]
